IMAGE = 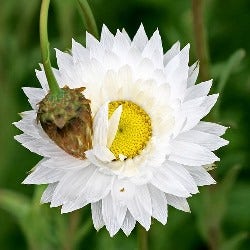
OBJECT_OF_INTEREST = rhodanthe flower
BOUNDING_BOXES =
[14,24,228,236]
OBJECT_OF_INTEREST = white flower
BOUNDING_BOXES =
[14,24,228,236]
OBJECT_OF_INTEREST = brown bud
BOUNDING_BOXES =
[37,86,92,159]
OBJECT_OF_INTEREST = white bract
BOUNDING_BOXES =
[14,25,228,236]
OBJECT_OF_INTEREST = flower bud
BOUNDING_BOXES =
[37,86,92,159]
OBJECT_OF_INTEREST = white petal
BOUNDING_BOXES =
[169,140,219,166]
[150,167,191,197]
[71,39,90,63]
[194,121,228,136]
[165,194,190,212]
[187,61,199,87]
[50,165,95,207]
[22,87,46,109]
[23,160,64,184]
[163,161,198,194]
[132,24,148,51]
[175,130,229,151]
[91,201,105,230]
[55,49,73,70]
[163,41,180,66]
[182,94,219,131]
[148,185,168,224]
[127,196,151,230]
[184,80,212,101]
[121,210,136,236]
[100,25,115,49]
[102,193,121,236]
[184,166,216,186]
[93,103,109,146]
[80,170,113,203]
[107,105,122,147]
[41,183,58,203]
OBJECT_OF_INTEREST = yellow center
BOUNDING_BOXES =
[108,101,152,159]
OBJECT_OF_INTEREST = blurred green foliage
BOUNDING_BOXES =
[0,0,250,249]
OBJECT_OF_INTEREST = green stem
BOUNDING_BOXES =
[192,0,210,81]
[77,0,99,38]
[40,0,61,94]
[138,225,149,250]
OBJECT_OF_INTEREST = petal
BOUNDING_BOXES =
[22,160,64,184]
[132,24,148,51]
[22,87,46,109]
[184,166,216,186]
[187,61,199,87]
[100,25,115,49]
[182,94,219,131]
[107,105,122,147]
[50,165,95,207]
[165,194,190,212]
[194,121,228,136]
[150,166,191,197]
[175,130,229,151]
[163,161,199,194]
[91,201,105,230]
[184,80,212,101]
[163,41,180,66]
[93,103,109,146]
[148,185,168,224]
[71,39,90,63]
[121,210,136,236]
[102,193,121,236]
[41,183,58,203]
[169,140,219,166]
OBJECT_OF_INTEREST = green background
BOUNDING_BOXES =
[0,0,249,249]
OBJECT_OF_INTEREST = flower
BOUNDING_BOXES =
[14,24,228,236]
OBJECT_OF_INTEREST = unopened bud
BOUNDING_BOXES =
[37,86,92,159]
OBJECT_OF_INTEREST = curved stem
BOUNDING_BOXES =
[77,0,99,38]
[138,225,148,250]
[192,0,210,81]
[40,0,61,94]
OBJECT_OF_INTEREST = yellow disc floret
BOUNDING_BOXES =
[108,101,152,159]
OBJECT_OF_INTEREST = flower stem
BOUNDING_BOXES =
[192,0,210,81]
[40,0,61,95]
[77,0,99,38]
[138,225,149,250]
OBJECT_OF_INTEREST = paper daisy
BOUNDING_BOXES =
[14,24,228,236]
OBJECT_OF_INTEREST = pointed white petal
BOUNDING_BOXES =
[93,103,109,146]
[23,160,64,184]
[163,41,180,66]
[91,201,105,230]
[100,25,115,49]
[102,193,121,237]
[22,87,46,109]
[121,210,136,236]
[132,24,148,51]
[187,61,199,87]
[184,166,216,186]
[50,165,95,207]
[182,94,219,131]
[194,121,228,136]
[107,105,122,147]
[148,185,168,224]
[150,167,191,197]
[184,80,212,101]
[41,183,58,203]
[175,130,229,151]
[71,39,90,62]
[169,140,219,166]
[165,194,190,212]
[163,161,199,194]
